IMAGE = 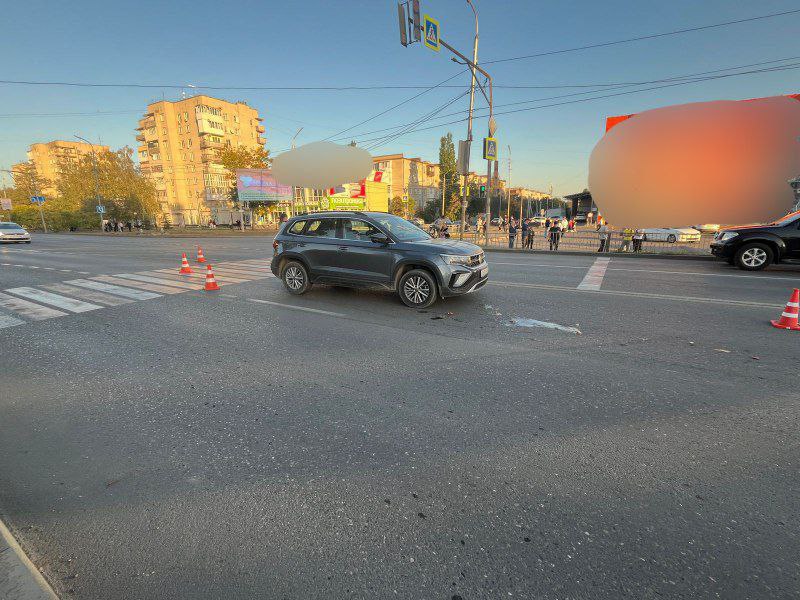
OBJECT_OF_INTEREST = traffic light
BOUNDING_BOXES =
[479,185,486,198]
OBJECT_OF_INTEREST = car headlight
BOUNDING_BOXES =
[717,232,738,242]
[442,254,471,265]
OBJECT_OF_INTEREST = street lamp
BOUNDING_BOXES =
[290,127,304,217]
[74,135,102,231]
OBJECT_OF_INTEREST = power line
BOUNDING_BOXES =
[483,8,800,65]
[331,56,800,142]
[349,62,800,146]
[321,70,466,142]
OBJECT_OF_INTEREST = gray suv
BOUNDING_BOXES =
[270,211,488,308]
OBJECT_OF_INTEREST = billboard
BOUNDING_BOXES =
[235,169,293,203]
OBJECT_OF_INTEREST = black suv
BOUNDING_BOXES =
[710,210,800,270]
[270,211,488,308]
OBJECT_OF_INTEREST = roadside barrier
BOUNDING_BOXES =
[179,253,193,274]
[770,288,800,330]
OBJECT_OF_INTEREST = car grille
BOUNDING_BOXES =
[468,252,484,267]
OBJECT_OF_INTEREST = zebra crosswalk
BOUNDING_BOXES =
[0,259,275,330]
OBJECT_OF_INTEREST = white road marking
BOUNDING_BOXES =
[113,273,201,290]
[247,298,346,317]
[490,261,800,282]
[0,291,68,320]
[489,280,783,309]
[0,314,26,329]
[5,287,102,313]
[40,282,134,306]
[152,268,251,283]
[59,269,72,273]
[65,279,161,300]
[91,275,184,294]
[577,258,611,290]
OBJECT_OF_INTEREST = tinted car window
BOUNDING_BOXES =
[0,223,24,230]
[341,219,380,241]
[373,214,430,242]
[304,219,337,238]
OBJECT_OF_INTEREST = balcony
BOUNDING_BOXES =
[200,140,224,150]
[256,125,265,134]
[136,134,145,142]
[141,118,155,129]
[257,136,266,145]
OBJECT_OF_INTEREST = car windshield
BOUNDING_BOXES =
[373,214,431,241]
[0,223,23,230]
[767,211,800,226]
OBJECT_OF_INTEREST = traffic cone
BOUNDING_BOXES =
[196,246,206,263]
[179,253,193,274]
[770,288,800,330]
[204,264,220,291]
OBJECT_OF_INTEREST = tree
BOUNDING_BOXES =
[217,146,271,203]
[438,132,460,218]
[388,195,406,216]
[8,162,51,206]
[57,147,158,221]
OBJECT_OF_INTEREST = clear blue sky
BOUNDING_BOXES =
[1,0,798,195]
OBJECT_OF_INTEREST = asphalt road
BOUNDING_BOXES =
[1,234,799,599]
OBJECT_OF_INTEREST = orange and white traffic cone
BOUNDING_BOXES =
[196,246,206,263]
[179,253,193,274]
[204,264,220,291]
[770,288,800,330]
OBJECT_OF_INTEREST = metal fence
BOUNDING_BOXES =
[450,227,714,256]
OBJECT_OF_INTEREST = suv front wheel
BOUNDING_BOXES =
[398,269,438,308]
[735,243,773,271]
[281,260,311,295]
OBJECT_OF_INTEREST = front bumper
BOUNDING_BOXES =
[0,235,30,243]
[439,261,489,297]
[710,242,735,258]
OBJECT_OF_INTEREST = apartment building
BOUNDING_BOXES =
[12,140,110,197]
[136,95,265,225]
[371,153,441,212]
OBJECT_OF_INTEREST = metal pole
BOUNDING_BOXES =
[441,172,445,217]
[75,136,100,230]
[459,0,479,241]
[290,127,303,218]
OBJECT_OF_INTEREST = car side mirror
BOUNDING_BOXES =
[370,232,389,244]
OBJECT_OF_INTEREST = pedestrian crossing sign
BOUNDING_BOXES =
[483,137,498,161]
[423,14,440,52]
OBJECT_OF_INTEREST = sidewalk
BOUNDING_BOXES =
[0,518,58,600]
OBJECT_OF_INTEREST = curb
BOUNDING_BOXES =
[482,247,715,261]
[0,518,58,600]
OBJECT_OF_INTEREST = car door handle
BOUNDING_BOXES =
[338,246,349,251]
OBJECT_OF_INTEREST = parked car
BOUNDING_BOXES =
[641,227,701,243]
[0,222,31,243]
[490,217,501,226]
[271,211,488,308]
[574,213,588,224]
[692,223,721,234]
[530,216,547,227]
[710,210,800,270]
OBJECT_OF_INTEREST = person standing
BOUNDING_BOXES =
[633,229,645,253]
[548,221,561,251]
[524,223,535,249]
[521,218,529,247]
[621,227,634,252]
[508,218,518,248]
[598,222,609,252]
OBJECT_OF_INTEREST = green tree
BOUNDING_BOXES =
[57,148,158,221]
[438,132,460,218]
[388,195,406,216]
[217,146,271,203]
[8,162,51,206]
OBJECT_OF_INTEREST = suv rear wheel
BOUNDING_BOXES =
[398,269,438,308]
[281,260,311,295]
[735,243,773,271]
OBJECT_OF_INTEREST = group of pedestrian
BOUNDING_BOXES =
[431,216,451,238]
[596,224,646,252]
[103,218,141,233]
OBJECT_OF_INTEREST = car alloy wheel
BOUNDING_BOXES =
[667,234,677,243]
[741,247,767,267]
[284,266,305,290]
[404,275,430,305]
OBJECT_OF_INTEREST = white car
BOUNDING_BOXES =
[641,227,701,243]
[691,223,721,234]
[0,222,31,243]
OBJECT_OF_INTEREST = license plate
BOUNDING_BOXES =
[480,267,488,278]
